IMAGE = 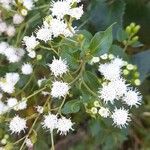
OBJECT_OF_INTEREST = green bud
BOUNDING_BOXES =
[123,69,129,75]
[36,54,42,60]
[100,54,108,60]
[4,135,9,140]
[134,79,141,86]
[130,22,136,29]
[77,34,84,42]
[132,36,139,42]
[1,139,7,145]
[133,25,140,34]
[127,64,134,70]
[125,26,131,34]
[91,107,98,114]
[94,101,100,107]
[123,40,127,45]
[108,54,115,60]
[134,72,140,78]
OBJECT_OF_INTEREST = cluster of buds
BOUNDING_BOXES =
[123,22,141,46]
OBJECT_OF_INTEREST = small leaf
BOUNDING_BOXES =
[62,99,81,114]
[89,24,114,56]
[83,71,100,91]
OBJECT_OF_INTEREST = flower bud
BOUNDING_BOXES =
[77,34,84,42]
[132,36,139,43]
[130,22,136,29]
[94,101,100,107]
[133,25,140,34]
[21,9,28,16]
[1,139,7,145]
[36,54,42,60]
[91,107,98,114]
[125,26,131,34]
[134,79,141,86]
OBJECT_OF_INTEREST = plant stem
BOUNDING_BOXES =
[50,131,55,150]
[40,45,59,55]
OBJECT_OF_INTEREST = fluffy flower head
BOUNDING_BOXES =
[9,116,27,134]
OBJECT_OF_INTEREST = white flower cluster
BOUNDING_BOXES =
[0,42,25,63]
[97,56,142,128]
[0,19,16,37]
[9,115,27,134]
[7,98,27,111]
[23,35,39,58]
[49,57,70,98]
[51,0,83,20]
[42,113,74,135]
[23,0,84,58]
[0,0,13,9]
[0,73,20,94]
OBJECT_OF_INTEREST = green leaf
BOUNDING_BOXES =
[83,71,100,91]
[132,50,150,81]
[109,45,128,60]
[89,24,114,56]
[88,0,125,38]
[62,99,81,114]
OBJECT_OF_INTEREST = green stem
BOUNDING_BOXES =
[69,61,85,85]
[58,95,67,114]
[50,131,55,150]
[39,45,59,55]
[81,79,98,98]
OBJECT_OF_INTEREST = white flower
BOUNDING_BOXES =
[6,25,16,37]
[42,91,50,96]
[42,113,58,132]
[100,54,108,60]
[37,77,46,87]
[51,0,71,19]
[28,51,36,58]
[21,63,33,75]
[123,89,142,107]
[0,73,19,94]
[0,81,15,94]
[6,73,20,85]
[0,101,8,114]
[23,0,34,10]
[0,42,9,54]
[36,26,52,42]
[0,93,2,100]
[50,18,67,38]
[36,106,44,114]
[4,47,24,63]
[51,81,70,98]
[98,62,121,81]
[112,108,130,128]
[112,57,125,68]
[9,116,27,134]
[13,13,24,24]
[23,35,39,51]
[0,21,7,33]
[109,79,128,98]
[98,84,117,103]
[98,107,110,118]
[7,98,18,109]
[69,5,84,20]
[57,117,74,135]
[25,138,33,148]
[90,57,100,65]
[48,57,68,77]
[16,100,27,110]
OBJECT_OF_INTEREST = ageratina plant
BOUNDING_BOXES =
[0,0,143,149]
